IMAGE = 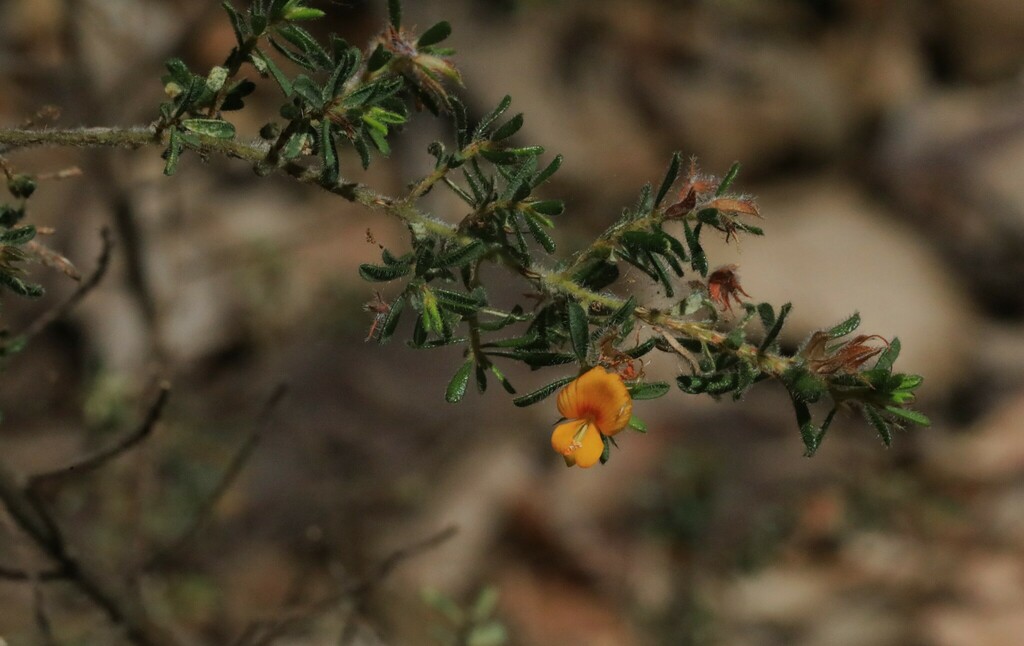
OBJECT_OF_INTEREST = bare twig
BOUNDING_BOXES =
[145,383,289,570]
[19,227,114,345]
[28,383,171,488]
[0,565,67,581]
[0,458,182,646]
[237,525,459,646]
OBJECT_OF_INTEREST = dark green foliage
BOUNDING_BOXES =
[513,375,575,407]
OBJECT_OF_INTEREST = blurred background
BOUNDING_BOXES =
[1,0,1023,643]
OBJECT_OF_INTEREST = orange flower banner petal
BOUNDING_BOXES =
[556,367,633,436]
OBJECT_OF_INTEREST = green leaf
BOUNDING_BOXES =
[222,1,250,43]
[367,125,390,155]
[759,302,792,352]
[320,120,339,184]
[162,128,183,176]
[275,23,333,68]
[474,95,512,140]
[567,300,589,363]
[884,406,931,426]
[627,415,648,433]
[896,374,923,391]
[865,405,893,446]
[756,303,775,331]
[790,398,817,455]
[358,262,410,282]
[532,154,562,188]
[181,118,236,139]
[629,381,670,400]
[524,213,556,253]
[445,359,474,403]
[599,434,611,465]
[417,21,452,48]
[490,364,517,394]
[387,0,402,28]
[284,6,325,21]
[491,113,524,141]
[0,272,44,298]
[655,152,682,208]
[784,366,826,404]
[377,296,405,345]
[828,312,861,339]
[715,161,741,197]
[875,337,901,372]
[683,221,707,276]
[513,375,575,407]
[252,48,293,96]
[0,225,36,245]
[530,200,564,216]
[437,240,488,266]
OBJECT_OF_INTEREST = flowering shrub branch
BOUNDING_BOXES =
[0,0,934,639]
[0,0,928,465]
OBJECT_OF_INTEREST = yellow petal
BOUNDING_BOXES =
[556,367,633,436]
[550,419,604,468]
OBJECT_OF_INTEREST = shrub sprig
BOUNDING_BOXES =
[0,0,929,462]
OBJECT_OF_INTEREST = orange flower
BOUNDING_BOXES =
[551,367,633,468]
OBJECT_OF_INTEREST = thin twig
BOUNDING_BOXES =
[0,458,182,645]
[0,565,67,581]
[238,525,459,646]
[145,383,289,570]
[28,383,171,488]
[19,227,114,345]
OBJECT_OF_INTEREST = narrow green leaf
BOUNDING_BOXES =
[784,366,826,404]
[865,405,893,446]
[474,95,512,140]
[491,113,524,141]
[446,359,474,403]
[567,300,589,363]
[532,154,562,187]
[0,226,36,245]
[285,6,325,20]
[875,337,901,372]
[513,375,575,407]
[655,152,682,208]
[437,240,488,266]
[790,398,817,455]
[599,434,611,464]
[252,48,293,96]
[181,118,236,139]
[320,120,339,184]
[417,21,452,47]
[759,302,792,352]
[490,364,517,394]
[884,406,931,426]
[756,303,775,331]
[275,23,333,68]
[0,272,44,298]
[162,128,182,176]
[358,262,410,282]
[388,0,402,28]
[715,162,741,197]
[828,312,861,339]
[628,381,670,400]
[524,213,556,253]
[377,296,405,345]
[627,415,648,433]
[530,200,564,216]
[222,1,250,43]
[683,221,707,276]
